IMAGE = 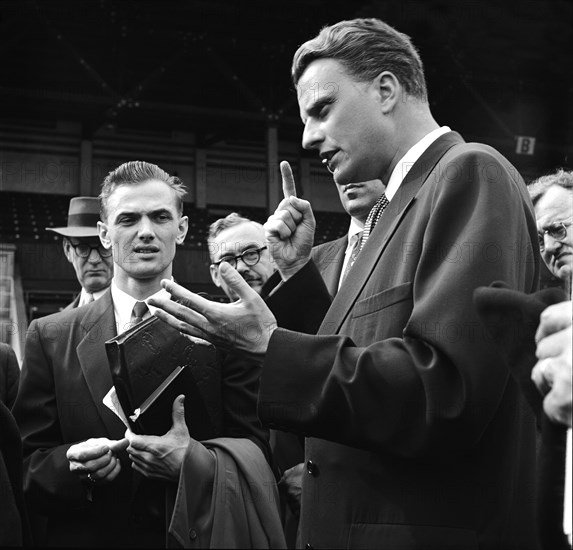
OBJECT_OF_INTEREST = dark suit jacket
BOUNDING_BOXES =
[267,237,347,470]
[1,343,31,546]
[0,399,31,547]
[13,290,267,547]
[474,284,570,550]
[260,132,541,549]
[0,342,20,408]
[311,235,347,298]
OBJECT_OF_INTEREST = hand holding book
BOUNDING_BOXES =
[125,394,192,482]
[105,315,223,438]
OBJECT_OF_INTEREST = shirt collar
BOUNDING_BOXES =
[347,216,364,242]
[78,286,108,307]
[385,126,451,201]
[111,278,172,334]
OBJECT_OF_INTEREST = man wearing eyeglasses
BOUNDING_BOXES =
[208,213,275,299]
[207,213,304,544]
[47,197,113,309]
[530,169,573,291]
[528,169,573,549]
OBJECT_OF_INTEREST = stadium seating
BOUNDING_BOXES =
[0,191,348,247]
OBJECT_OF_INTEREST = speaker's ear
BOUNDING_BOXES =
[374,71,400,114]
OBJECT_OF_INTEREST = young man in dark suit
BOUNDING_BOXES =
[150,19,540,550]
[122,209,283,548]
[13,161,268,547]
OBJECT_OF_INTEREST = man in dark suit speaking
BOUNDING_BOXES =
[13,161,268,547]
[150,18,541,550]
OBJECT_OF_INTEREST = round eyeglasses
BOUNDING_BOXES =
[538,221,571,251]
[212,246,267,269]
[69,242,112,258]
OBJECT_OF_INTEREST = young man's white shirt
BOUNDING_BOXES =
[110,278,171,334]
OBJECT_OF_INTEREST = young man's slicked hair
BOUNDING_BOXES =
[99,160,187,221]
[292,18,428,102]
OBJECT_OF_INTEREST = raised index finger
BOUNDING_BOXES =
[280,160,297,199]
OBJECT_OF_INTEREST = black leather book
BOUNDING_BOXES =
[105,315,222,438]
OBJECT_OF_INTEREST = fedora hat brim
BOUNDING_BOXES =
[46,226,100,238]
[45,196,102,238]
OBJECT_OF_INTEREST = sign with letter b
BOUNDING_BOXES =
[515,136,536,155]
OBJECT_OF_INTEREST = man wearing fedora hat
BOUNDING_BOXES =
[47,197,113,308]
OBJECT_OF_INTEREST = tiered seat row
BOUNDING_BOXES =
[0,192,349,247]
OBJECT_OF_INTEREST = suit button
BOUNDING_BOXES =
[306,460,319,476]
[305,544,314,549]
[188,528,198,541]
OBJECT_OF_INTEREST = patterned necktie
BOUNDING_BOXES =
[86,293,94,304]
[358,192,390,253]
[130,301,148,326]
[340,193,390,283]
[340,230,363,284]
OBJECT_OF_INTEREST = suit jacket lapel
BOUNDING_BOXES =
[319,132,464,335]
[314,236,347,297]
[76,290,123,436]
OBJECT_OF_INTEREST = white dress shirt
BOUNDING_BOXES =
[339,217,365,290]
[110,278,171,335]
[384,126,451,201]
